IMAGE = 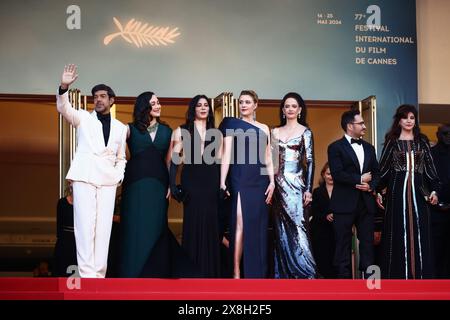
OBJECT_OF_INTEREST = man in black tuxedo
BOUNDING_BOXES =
[327,109,379,279]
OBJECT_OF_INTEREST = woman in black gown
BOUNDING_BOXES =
[219,90,275,279]
[377,104,440,279]
[311,162,336,278]
[169,95,222,277]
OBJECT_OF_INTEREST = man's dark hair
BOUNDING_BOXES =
[91,84,116,98]
[341,109,360,132]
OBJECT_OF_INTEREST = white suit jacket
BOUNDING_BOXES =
[56,91,127,186]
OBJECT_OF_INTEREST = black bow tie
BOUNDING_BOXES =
[351,138,362,145]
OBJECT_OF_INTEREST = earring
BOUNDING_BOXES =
[253,110,257,121]
[297,113,301,119]
[282,114,286,119]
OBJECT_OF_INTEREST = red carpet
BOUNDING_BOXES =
[1,278,449,300]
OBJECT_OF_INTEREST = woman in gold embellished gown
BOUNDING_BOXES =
[377,104,440,279]
[271,92,317,279]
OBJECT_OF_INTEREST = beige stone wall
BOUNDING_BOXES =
[417,0,450,104]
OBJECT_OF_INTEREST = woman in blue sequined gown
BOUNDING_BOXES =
[271,92,317,279]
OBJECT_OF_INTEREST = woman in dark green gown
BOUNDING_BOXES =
[119,91,172,277]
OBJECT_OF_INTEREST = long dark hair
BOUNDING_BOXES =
[184,95,215,134]
[279,92,307,126]
[132,91,156,132]
[384,104,426,143]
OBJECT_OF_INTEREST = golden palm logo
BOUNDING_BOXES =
[103,17,180,48]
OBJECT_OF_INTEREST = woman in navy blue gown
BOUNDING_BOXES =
[219,90,275,279]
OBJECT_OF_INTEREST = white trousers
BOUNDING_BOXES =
[72,181,117,278]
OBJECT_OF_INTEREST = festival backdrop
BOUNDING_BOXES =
[0,0,417,150]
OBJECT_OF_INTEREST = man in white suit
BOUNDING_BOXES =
[56,64,127,278]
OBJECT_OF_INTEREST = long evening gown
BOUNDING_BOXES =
[272,128,317,278]
[219,117,270,278]
[119,123,172,277]
[179,124,221,277]
[378,137,440,279]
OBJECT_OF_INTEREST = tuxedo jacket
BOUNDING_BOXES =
[327,136,379,214]
[57,92,127,186]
